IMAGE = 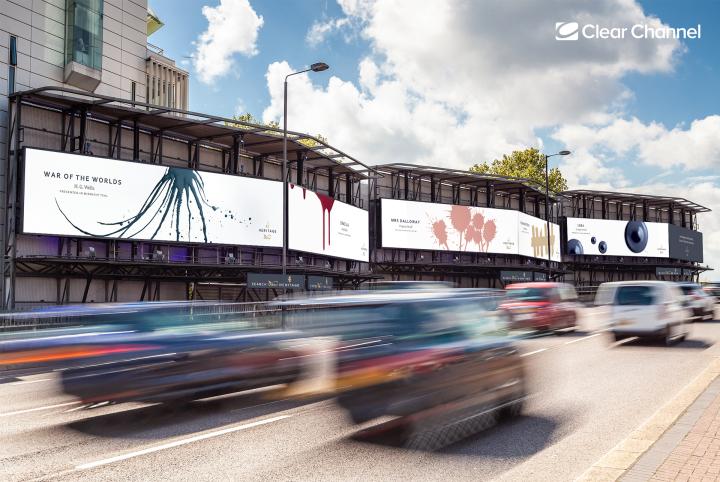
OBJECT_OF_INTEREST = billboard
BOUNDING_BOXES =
[668,224,703,262]
[379,198,560,261]
[518,212,561,262]
[22,148,283,246]
[565,218,669,258]
[288,184,369,262]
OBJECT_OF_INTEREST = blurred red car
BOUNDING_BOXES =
[501,282,580,333]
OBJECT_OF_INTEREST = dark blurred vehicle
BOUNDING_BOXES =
[678,283,715,321]
[1,302,303,405]
[500,282,580,333]
[281,290,525,446]
[703,283,720,303]
[366,281,455,291]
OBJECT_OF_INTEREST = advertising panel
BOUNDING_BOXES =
[379,198,560,260]
[288,184,369,262]
[668,224,703,262]
[565,218,669,258]
[22,148,283,246]
[518,212,561,262]
[248,273,305,289]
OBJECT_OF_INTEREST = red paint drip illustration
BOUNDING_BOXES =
[289,184,307,199]
[315,192,335,249]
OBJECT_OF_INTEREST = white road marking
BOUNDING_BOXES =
[0,401,80,417]
[75,414,292,470]
[564,333,602,345]
[613,336,639,347]
[8,377,54,385]
[520,348,547,357]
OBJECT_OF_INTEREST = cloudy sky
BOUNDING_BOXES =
[150,0,720,278]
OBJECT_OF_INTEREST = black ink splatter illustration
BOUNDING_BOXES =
[56,167,248,242]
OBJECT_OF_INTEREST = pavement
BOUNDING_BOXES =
[2,310,720,481]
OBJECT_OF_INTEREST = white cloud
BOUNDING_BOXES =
[266,0,683,167]
[193,0,264,84]
[306,17,350,47]
[553,116,720,171]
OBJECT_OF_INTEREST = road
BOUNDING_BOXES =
[2,314,720,481]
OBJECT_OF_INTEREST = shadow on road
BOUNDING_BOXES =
[348,413,566,458]
[65,390,325,440]
[443,414,563,457]
[615,337,712,350]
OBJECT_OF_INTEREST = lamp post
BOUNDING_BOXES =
[282,62,329,276]
[543,150,571,280]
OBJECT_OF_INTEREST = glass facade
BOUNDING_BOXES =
[65,0,104,70]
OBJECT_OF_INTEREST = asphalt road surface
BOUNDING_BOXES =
[3,313,720,481]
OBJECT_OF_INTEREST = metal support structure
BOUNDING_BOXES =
[544,154,552,280]
[132,118,140,160]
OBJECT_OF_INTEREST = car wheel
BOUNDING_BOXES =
[664,325,675,346]
[499,397,524,419]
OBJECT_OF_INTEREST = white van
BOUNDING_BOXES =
[594,281,690,344]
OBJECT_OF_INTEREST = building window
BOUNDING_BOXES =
[8,35,17,94]
[131,81,136,102]
[65,0,104,70]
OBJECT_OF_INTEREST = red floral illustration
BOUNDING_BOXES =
[472,212,484,231]
[432,219,449,250]
[450,205,471,250]
[483,219,497,250]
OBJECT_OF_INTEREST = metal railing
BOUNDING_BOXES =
[0,301,282,333]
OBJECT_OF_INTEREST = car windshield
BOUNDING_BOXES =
[506,288,552,302]
[615,286,656,306]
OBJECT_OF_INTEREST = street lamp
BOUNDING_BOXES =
[543,150,571,280]
[282,62,330,276]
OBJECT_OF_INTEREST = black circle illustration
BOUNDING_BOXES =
[599,241,607,254]
[567,239,584,255]
[591,237,597,244]
[624,221,649,253]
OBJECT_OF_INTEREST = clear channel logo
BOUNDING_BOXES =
[555,21,701,40]
[555,22,579,41]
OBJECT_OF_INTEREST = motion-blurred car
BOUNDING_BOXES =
[595,281,690,344]
[282,290,526,447]
[500,282,580,333]
[1,302,303,405]
[678,283,715,321]
[703,283,720,303]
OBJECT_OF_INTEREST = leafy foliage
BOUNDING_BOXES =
[470,148,569,193]
[225,114,327,148]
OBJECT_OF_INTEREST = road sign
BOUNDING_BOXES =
[247,273,306,289]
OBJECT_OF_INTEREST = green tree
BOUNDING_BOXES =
[225,114,327,148]
[469,147,569,193]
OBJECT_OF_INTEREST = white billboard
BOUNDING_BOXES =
[518,212,561,262]
[380,198,560,260]
[288,184,369,262]
[565,217,669,258]
[22,148,283,246]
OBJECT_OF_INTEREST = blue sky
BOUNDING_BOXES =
[147,0,720,275]
[149,0,718,129]
[150,0,360,117]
